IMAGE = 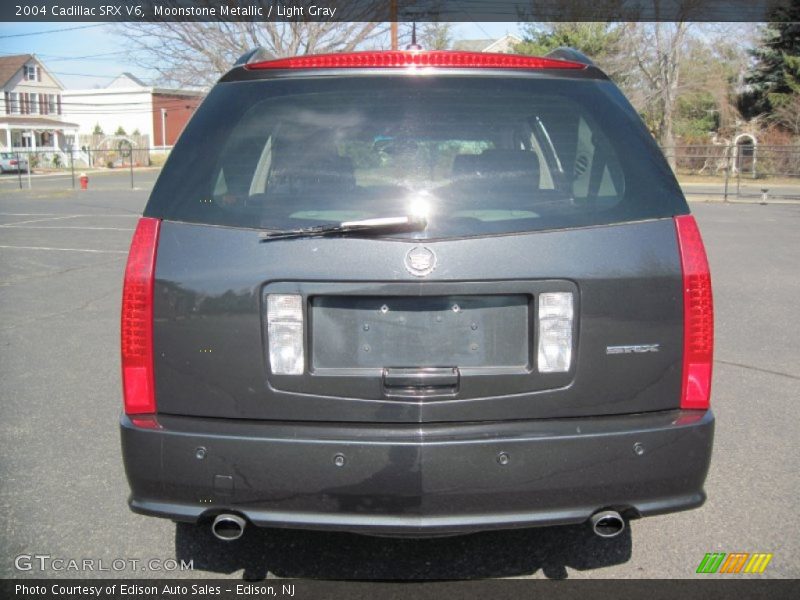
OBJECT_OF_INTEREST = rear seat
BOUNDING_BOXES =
[268,153,356,196]
[452,150,540,191]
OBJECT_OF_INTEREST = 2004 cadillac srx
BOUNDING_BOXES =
[120,49,714,541]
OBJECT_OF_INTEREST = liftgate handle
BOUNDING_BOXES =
[382,367,459,398]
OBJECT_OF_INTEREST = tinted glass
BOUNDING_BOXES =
[146,76,687,237]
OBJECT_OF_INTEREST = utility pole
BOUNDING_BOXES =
[391,0,398,50]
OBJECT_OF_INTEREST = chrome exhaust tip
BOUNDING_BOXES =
[590,510,625,538]
[211,513,246,541]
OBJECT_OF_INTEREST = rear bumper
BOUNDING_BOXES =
[121,409,713,535]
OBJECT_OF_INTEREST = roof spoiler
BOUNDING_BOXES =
[234,47,274,67]
[237,47,593,69]
[544,47,595,67]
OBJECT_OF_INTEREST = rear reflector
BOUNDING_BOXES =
[266,294,305,375]
[247,51,586,71]
[130,415,162,430]
[537,292,574,373]
[675,215,714,410]
[121,217,160,415]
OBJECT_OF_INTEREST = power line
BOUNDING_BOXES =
[49,71,151,80]
[10,97,203,107]
[6,101,203,117]
[0,50,125,59]
[38,53,130,62]
[468,21,493,40]
[0,24,106,39]
[59,97,203,106]
[7,106,199,115]
[61,109,197,115]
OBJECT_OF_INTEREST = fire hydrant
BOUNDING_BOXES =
[79,172,89,190]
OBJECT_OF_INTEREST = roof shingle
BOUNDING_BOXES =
[0,54,33,87]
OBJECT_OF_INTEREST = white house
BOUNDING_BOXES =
[62,73,205,149]
[0,54,79,159]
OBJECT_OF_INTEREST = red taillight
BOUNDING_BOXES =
[675,215,714,410]
[247,51,586,71]
[121,217,160,415]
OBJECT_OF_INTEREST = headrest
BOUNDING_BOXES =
[452,150,540,186]
[269,153,355,193]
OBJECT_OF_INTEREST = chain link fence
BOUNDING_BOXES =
[662,144,800,201]
[2,144,799,201]
[0,146,169,190]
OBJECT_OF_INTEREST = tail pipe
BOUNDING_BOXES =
[590,510,625,538]
[211,513,247,541]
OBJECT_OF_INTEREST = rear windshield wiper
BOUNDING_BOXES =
[259,215,426,242]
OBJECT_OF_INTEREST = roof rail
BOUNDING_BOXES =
[234,47,274,67]
[545,47,595,67]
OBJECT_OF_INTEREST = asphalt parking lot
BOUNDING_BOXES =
[0,180,798,579]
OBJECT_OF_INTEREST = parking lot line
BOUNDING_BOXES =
[0,212,62,216]
[0,244,127,254]
[0,226,135,231]
[0,215,80,226]
[0,213,139,218]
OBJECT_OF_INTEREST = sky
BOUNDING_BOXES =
[0,21,522,90]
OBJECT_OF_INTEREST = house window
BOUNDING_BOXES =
[13,132,33,148]
[29,93,39,114]
[8,92,20,114]
[48,94,57,114]
[24,65,37,81]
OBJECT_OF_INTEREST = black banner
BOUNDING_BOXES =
[1,0,798,23]
[2,579,800,600]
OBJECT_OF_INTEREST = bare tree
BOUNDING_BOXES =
[119,22,389,88]
[681,25,754,134]
[390,22,454,51]
[417,22,454,50]
[624,22,690,168]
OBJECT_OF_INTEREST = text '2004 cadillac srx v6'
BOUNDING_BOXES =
[120,49,714,541]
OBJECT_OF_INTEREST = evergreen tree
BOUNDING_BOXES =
[514,22,621,59]
[740,5,800,119]
[513,23,627,85]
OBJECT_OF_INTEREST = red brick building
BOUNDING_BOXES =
[152,90,204,147]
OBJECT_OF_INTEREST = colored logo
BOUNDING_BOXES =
[696,552,773,574]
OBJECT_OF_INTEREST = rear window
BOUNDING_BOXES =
[146,75,687,237]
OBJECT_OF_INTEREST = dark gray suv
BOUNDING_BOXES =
[120,49,714,541]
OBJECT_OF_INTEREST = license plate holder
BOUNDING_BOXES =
[311,295,528,369]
